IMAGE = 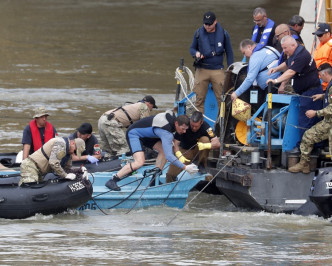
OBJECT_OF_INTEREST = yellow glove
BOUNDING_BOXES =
[175,151,190,164]
[197,142,212,150]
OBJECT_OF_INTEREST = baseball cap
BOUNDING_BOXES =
[33,106,50,118]
[203,11,216,25]
[143,95,158,109]
[313,23,331,35]
[318,63,332,71]
[77,123,92,134]
[74,138,86,158]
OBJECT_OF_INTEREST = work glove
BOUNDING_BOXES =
[87,155,99,165]
[175,151,190,164]
[197,142,212,151]
[185,163,199,175]
[65,173,76,180]
[81,166,89,180]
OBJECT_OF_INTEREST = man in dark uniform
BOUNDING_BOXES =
[166,111,220,183]
[69,122,101,164]
[267,35,323,150]
[189,11,234,114]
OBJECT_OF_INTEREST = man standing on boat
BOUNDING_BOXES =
[288,15,305,46]
[267,36,323,150]
[166,111,220,183]
[251,7,276,51]
[22,106,57,160]
[98,96,157,160]
[230,39,280,104]
[190,11,234,114]
[69,122,101,164]
[313,23,332,91]
[19,137,86,186]
[289,63,332,173]
[104,111,198,191]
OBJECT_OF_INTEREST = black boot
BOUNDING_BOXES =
[105,175,121,191]
[198,163,207,174]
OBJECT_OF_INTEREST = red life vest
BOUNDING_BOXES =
[29,120,54,152]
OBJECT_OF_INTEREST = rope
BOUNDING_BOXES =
[166,133,258,226]
[175,67,216,124]
[161,150,201,205]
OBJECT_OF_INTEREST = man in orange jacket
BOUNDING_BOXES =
[313,23,332,91]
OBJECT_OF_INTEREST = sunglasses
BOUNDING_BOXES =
[204,23,213,26]
[317,33,325,37]
[276,30,288,38]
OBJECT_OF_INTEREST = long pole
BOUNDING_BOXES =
[217,92,226,168]
[267,82,273,169]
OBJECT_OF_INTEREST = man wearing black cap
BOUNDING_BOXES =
[69,122,101,164]
[313,23,332,91]
[289,63,332,173]
[98,95,157,159]
[190,11,234,114]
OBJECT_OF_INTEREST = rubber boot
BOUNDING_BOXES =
[105,175,121,191]
[198,163,207,174]
[288,160,310,174]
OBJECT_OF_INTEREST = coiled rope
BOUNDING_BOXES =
[175,66,216,124]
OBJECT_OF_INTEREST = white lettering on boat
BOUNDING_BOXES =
[326,182,332,189]
[68,181,85,192]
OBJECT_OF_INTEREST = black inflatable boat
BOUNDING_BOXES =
[0,173,92,219]
[0,152,122,173]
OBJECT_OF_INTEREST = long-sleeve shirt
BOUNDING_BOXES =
[235,46,280,97]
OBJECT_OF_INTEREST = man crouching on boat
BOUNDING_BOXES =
[166,111,220,183]
[105,111,199,191]
[19,137,86,186]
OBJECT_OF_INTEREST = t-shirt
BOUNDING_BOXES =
[175,121,214,150]
[22,124,57,155]
[69,132,98,156]
[286,45,320,94]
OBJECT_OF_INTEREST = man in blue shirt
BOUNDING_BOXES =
[231,39,280,104]
[105,111,199,191]
[190,11,234,114]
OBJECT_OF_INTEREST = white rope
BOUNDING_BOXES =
[174,67,216,124]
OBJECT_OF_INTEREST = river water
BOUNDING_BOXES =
[1,0,332,265]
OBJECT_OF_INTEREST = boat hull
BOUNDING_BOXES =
[79,166,205,211]
[0,173,92,219]
[213,166,320,214]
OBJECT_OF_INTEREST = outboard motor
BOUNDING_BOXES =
[310,167,332,218]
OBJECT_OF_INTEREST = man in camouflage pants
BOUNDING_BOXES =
[98,96,157,159]
[19,137,86,185]
[289,63,332,173]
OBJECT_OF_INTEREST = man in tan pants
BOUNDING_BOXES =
[166,111,220,183]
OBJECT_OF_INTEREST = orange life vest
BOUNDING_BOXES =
[29,120,54,152]
[314,38,332,91]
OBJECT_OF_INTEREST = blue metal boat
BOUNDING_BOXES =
[79,164,207,210]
